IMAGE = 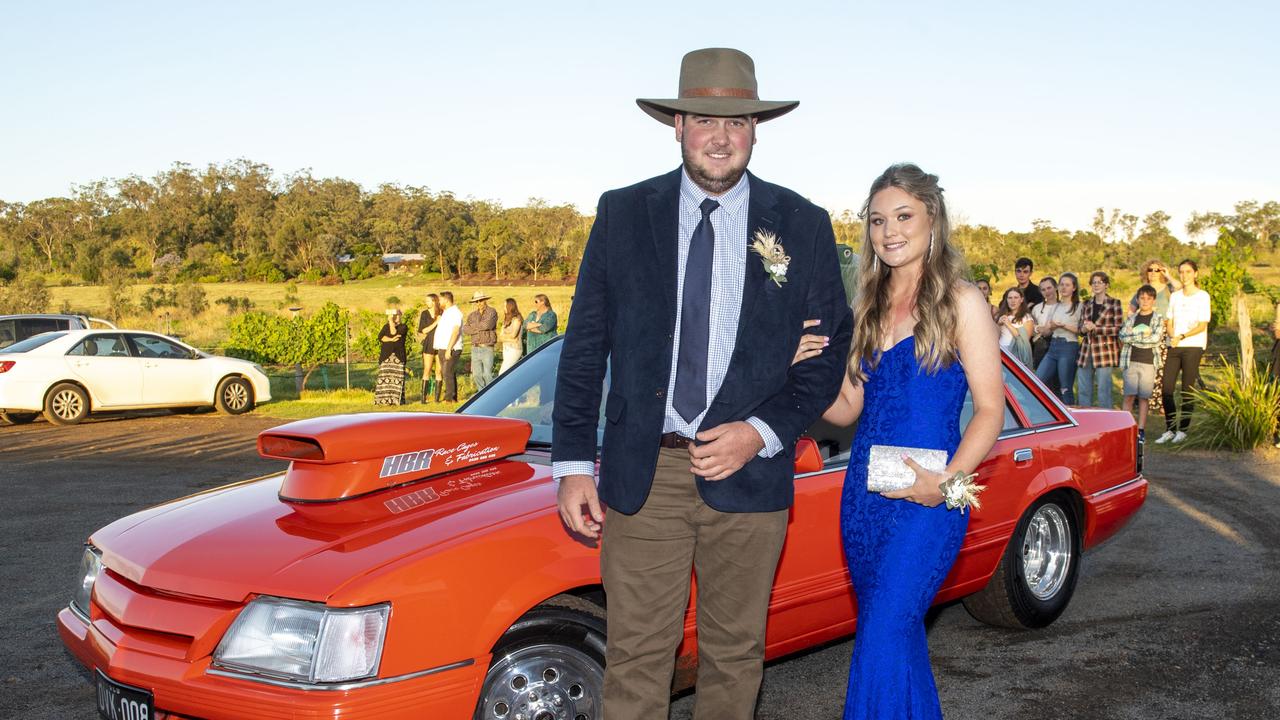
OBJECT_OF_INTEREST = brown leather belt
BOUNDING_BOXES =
[659,432,695,449]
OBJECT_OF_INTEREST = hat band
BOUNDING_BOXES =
[679,86,758,100]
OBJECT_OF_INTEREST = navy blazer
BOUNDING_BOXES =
[552,169,853,514]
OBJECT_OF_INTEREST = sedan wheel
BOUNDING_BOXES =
[962,494,1081,629]
[43,383,90,425]
[476,597,605,720]
[215,377,254,415]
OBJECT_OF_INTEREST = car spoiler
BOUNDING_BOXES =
[258,413,533,502]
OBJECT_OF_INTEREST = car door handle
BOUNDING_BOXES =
[1013,448,1034,462]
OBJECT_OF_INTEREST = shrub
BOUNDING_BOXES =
[140,286,177,312]
[1183,362,1280,451]
[215,296,254,314]
[0,276,51,314]
[175,283,208,316]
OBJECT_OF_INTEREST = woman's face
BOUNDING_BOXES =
[1145,264,1165,284]
[1005,289,1023,312]
[1039,280,1057,303]
[1059,275,1077,298]
[1179,262,1197,286]
[1089,276,1108,297]
[976,280,991,299]
[867,186,932,270]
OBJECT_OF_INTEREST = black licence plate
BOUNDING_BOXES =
[95,670,154,720]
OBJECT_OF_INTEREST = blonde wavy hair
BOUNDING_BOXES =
[848,164,969,383]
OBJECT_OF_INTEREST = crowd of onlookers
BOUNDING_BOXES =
[372,291,559,405]
[978,257,1212,444]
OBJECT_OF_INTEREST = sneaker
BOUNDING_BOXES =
[1172,431,1188,444]
[1138,429,1145,443]
[1154,431,1176,444]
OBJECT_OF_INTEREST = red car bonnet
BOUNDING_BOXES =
[258,413,533,502]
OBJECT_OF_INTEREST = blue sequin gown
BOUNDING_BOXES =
[840,337,970,719]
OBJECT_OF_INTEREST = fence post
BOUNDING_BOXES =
[345,311,351,390]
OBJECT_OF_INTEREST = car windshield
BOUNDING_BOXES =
[0,331,67,354]
[460,337,608,446]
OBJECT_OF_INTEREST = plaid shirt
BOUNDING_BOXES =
[1118,310,1166,370]
[1077,295,1124,368]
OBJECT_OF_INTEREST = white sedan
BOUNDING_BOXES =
[0,329,272,425]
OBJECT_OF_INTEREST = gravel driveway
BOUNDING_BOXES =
[1,412,1277,719]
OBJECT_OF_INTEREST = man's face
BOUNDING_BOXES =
[1015,265,1032,286]
[1179,263,1197,285]
[1138,292,1156,313]
[675,113,756,195]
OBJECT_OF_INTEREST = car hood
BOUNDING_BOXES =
[91,414,556,603]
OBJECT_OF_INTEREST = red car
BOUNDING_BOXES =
[58,339,1146,720]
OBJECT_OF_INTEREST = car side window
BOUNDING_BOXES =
[68,334,129,357]
[958,390,1021,434]
[128,335,190,359]
[1003,365,1058,426]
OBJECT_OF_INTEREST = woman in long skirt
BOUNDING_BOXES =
[375,310,409,405]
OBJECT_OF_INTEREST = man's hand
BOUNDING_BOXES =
[557,474,603,539]
[690,421,765,481]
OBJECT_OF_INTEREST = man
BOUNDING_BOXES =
[1013,256,1045,306]
[432,291,464,401]
[462,291,498,391]
[552,48,851,720]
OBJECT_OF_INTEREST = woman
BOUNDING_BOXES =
[1130,260,1181,415]
[375,309,409,405]
[499,297,524,374]
[975,278,997,320]
[1156,259,1211,444]
[996,287,1034,367]
[525,294,559,352]
[807,164,1003,719]
[1029,276,1058,369]
[1076,271,1123,408]
[1035,272,1082,404]
[416,294,443,402]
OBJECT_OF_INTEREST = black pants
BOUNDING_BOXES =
[437,349,462,401]
[1162,346,1204,432]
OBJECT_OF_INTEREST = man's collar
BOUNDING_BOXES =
[679,168,749,218]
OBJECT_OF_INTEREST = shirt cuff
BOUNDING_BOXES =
[552,461,597,484]
[746,416,783,458]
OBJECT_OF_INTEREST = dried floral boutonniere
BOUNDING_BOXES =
[751,230,790,287]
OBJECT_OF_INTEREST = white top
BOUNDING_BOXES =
[1036,302,1081,341]
[1168,288,1211,349]
[432,305,464,351]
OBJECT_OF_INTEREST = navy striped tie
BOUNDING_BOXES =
[674,198,719,423]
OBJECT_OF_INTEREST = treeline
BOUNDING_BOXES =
[0,159,592,284]
[0,158,1276,289]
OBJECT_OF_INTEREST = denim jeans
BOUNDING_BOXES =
[1076,358,1115,408]
[1035,338,1080,405]
[471,345,495,391]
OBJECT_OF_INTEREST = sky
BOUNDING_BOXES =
[2,1,1277,241]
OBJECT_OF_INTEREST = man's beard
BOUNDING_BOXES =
[681,141,752,195]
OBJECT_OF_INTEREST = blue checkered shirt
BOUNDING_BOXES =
[553,170,782,481]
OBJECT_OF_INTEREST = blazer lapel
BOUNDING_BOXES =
[646,170,682,322]
[735,173,780,348]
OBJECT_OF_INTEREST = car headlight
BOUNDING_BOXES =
[214,596,390,684]
[71,545,103,618]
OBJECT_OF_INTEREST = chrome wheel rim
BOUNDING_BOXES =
[51,389,84,420]
[223,382,249,411]
[477,644,602,720]
[1022,503,1072,600]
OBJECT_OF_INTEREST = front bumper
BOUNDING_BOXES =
[58,606,485,719]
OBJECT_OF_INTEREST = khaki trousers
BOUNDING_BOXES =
[601,448,788,720]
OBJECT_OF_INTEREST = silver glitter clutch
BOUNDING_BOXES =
[867,444,948,492]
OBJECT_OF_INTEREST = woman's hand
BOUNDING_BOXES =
[880,456,946,506]
[791,319,828,366]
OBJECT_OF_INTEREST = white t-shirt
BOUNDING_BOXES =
[1168,288,1211,349]
[432,305,464,351]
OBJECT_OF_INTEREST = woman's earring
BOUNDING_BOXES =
[928,231,935,260]
[873,254,880,272]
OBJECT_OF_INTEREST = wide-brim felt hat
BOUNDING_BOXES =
[468,291,492,302]
[636,48,798,127]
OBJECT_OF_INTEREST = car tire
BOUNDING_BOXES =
[215,377,254,415]
[1,412,38,425]
[43,383,90,425]
[474,595,606,720]
[962,493,1081,629]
